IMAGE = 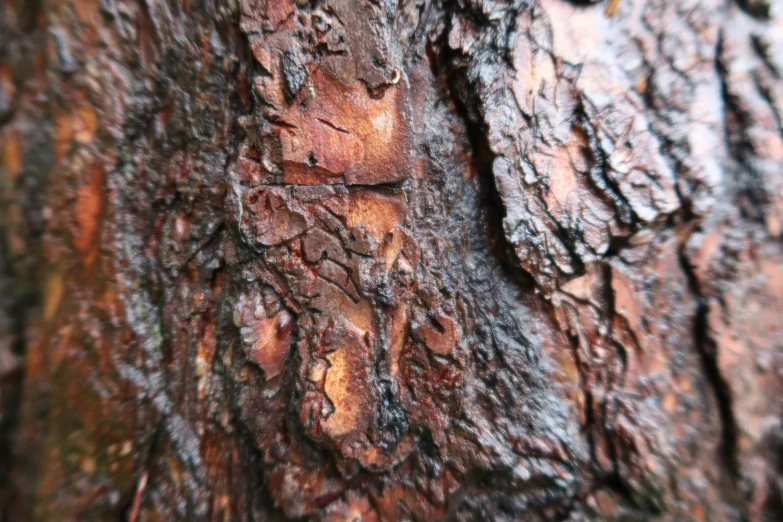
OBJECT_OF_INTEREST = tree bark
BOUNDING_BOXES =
[1,0,783,520]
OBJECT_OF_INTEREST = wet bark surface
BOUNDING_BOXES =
[1,0,782,520]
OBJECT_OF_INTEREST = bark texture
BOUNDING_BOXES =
[1,0,783,520]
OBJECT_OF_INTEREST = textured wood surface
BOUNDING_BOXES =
[1,0,782,520]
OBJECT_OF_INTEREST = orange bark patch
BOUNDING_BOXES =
[74,104,98,144]
[546,143,579,212]
[54,109,74,160]
[347,188,406,244]
[374,484,405,521]
[74,163,103,258]
[2,129,22,181]
[544,125,593,222]
[277,67,413,185]
[610,267,645,350]
[383,228,406,272]
[323,326,372,439]
[44,271,65,322]
[245,310,293,379]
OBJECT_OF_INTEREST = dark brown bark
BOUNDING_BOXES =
[1,0,782,520]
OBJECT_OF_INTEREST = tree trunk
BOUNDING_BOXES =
[1,0,783,520]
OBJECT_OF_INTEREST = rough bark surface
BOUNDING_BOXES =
[1,0,782,520]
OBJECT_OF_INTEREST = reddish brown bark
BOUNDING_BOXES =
[1,0,783,520]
